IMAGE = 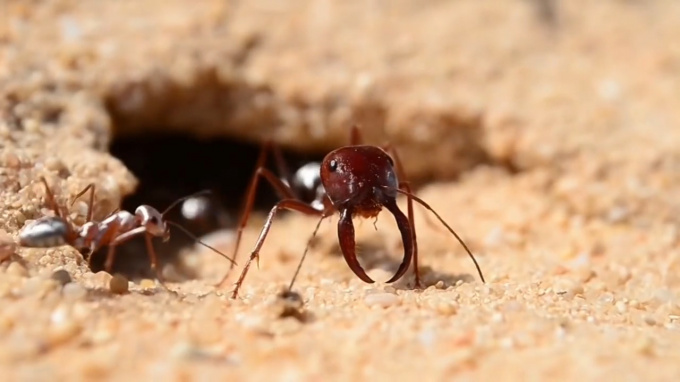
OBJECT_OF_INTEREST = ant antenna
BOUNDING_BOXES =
[385,186,486,283]
[165,220,237,266]
[162,189,214,216]
[288,215,327,291]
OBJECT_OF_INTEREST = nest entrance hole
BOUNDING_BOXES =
[95,132,325,280]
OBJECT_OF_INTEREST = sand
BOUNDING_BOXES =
[2,0,680,381]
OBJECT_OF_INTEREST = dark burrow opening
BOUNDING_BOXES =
[93,132,326,280]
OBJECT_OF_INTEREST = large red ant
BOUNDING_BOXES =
[219,126,486,298]
[18,177,236,285]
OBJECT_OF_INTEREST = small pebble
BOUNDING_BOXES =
[435,302,458,316]
[0,229,16,262]
[90,325,114,345]
[364,292,400,308]
[19,277,54,297]
[44,156,67,173]
[598,292,614,305]
[47,320,82,347]
[6,262,28,277]
[139,278,156,289]
[109,274,129,294]
[635,336,656,357]
[47,306,82,346]
[271,290,306,322]
[51,269,72,286]
[616,301,628,314]
[62,283,87,300]
[643,315,657,326]
[499,337,515,349]
[2,151,21,168]
[89,271,112,287]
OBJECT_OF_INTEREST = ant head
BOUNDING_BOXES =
[135,205,169,241]
[18,217,72,248]
[320,145,398,214]
[291,162,326,209]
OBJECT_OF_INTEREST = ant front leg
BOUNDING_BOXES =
[217,141,299,286]
[230,199,324,299]
[103,225,143,274]
[143,232,164,285]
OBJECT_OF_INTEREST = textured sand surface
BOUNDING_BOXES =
[2,1,680,381]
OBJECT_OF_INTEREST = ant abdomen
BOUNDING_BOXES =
[290,162,326,210]
[18,218,71,248]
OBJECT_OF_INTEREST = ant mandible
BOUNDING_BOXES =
[18,177,236,286]
[220,125,485,298]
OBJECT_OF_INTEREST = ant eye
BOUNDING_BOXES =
[329,160,338,172]
[387,156,395,167]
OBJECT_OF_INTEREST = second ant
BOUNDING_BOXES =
[18,177,236,287]
[220,126,486,298]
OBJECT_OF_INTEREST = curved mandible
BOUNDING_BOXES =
[384,199,413,283]
[337,208,375,283]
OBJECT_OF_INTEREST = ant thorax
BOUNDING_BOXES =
[291,162,326,210]
[74,221,100,250]
[101,210,136,230]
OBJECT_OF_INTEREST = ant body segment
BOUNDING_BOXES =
[18,177,235,285]
[220,126,485,298]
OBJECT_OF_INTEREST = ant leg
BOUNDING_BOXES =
[107,226,169,288]
[70,183,96,222]
[219,143,299,284]
[271,144,298,198]
[106,226,146,274]
[230,199,324,299]
[104,245,118,274]
[143,232,165,286]
[39,177,66,218]
[287,213,330,291]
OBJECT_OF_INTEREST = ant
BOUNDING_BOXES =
[219,126,486,298]
[18,177,236,285]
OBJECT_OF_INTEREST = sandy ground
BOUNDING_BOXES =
[2,0,680,381]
